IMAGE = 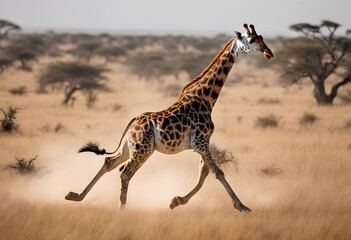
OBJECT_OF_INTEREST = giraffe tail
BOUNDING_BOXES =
[78,117,137,156]
[78,142,107,155]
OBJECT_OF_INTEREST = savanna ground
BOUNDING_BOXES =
[1,41,351,240]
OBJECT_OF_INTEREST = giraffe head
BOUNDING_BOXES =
[234,24,274,60]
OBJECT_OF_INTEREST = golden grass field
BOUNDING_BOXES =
[1,58,351,239]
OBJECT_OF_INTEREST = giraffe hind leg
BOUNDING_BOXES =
[170,158,209,209]
[65,142,130,202]
[119,154,151,209]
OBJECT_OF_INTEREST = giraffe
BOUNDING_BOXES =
[65,24,274,213]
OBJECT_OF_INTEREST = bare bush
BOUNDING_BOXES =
[6,155,39,175]
[210,144,239,170]
[255,114,281,128]
[260,164,283,176]
[299,112,319,126]
[0,106,20,133]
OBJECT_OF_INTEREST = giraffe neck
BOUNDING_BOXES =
[180,37,242,109]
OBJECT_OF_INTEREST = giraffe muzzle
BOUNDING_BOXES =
[263,49,274,60]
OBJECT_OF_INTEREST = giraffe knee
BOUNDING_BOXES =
[214,168,225,180]
[104,156,116,171]
[202,165,210,176]
[120,171,131,183]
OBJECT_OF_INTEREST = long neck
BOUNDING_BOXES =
[180,37,241,109]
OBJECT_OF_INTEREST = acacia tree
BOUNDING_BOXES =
[38,61,109,105]
[276,20,351,105]
[0,54,13,74]
[0,19,20,41]
[68,40,101,62]
[96,45,127,64]
[0,20,20,74]
[5,35,49,71]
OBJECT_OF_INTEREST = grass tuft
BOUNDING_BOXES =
[255,114,281,128]
[260,164,283,176]
[299,112,319,126]
[257,97,281,104]
[9,86,27,95]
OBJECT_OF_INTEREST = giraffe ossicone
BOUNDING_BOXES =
[65,24,274,213]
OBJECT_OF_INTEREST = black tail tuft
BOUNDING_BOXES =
[78,142,107,155]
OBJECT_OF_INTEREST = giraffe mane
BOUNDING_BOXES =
[180,37,235,94]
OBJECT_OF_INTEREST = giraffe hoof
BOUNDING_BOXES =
[170,196,182,209]
[65,192,81,201]
[234,202,251,213]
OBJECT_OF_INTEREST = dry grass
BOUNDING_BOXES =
[0,59,351,239]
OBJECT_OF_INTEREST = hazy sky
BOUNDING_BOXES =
[1,0,350,36]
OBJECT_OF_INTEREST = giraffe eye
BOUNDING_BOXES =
[249,37,256,44]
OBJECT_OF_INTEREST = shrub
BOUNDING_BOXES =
[299,112,319,126]
[257,97,281,104]
[6,155,39,175]
[210,144,239,170]
[260,164,283,176]
[0,106,19,133]
[255,114,280,128]
[9,86,27,95]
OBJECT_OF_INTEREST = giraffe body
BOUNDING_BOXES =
[65,24,274,213]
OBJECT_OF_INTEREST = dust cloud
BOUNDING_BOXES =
[5,140,217,210]
[3,138,283,212]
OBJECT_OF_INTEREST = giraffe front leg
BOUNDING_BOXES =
[170,158,209,209]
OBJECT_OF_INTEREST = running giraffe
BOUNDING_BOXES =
[65,24,274,213]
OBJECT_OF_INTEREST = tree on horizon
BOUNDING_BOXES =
[275,20,351,105]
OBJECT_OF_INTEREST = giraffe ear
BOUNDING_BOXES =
[234,31,243,40]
